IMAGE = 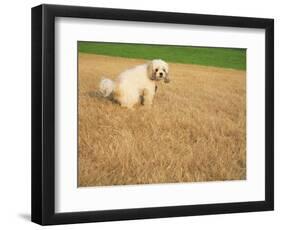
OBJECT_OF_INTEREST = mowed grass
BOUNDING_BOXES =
[78,53,246,187]
[79,41,246,70]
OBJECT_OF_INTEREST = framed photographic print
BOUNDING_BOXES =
[31,4,274,225]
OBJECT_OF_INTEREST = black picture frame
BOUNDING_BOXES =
[31,4,274,225]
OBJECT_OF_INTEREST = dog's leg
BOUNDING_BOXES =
[143,88,154,106]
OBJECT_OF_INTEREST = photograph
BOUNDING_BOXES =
[78,41,247,187]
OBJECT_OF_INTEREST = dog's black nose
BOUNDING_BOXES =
[159,72,163,77]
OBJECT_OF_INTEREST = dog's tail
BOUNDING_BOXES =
[99,78,115,97]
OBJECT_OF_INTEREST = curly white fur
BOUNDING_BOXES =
[99,59,170,109]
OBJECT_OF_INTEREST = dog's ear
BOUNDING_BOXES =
[164,65,170,83]
[146,61,154,80]
[164,73,170,83]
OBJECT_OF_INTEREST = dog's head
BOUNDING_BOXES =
[147,59,170,83]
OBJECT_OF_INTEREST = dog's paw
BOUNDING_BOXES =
[121,103,135,110]
[143,101,153,107]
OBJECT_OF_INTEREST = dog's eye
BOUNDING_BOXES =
[155,68,158,72]
[163,69,166,72]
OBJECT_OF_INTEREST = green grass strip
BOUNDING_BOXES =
[78,41,246,70]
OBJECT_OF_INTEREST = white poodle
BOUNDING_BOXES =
[99,59,170,109]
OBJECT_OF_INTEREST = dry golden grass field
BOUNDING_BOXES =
[78,53,246,187]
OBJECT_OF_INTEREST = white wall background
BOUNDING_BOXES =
[0,0,279,229]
